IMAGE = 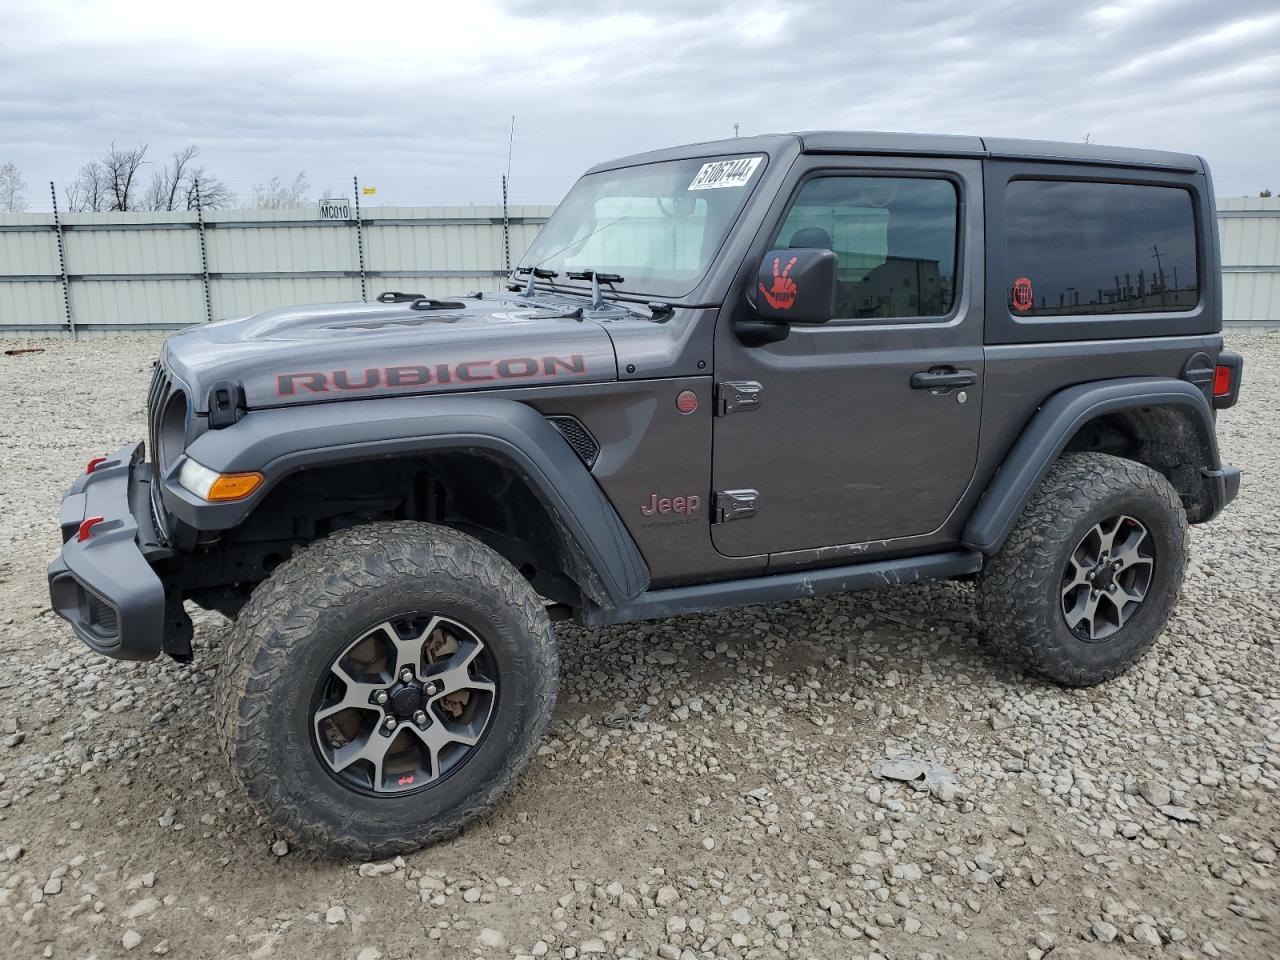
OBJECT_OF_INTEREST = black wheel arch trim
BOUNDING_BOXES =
[161,396,650,606]
[963,377,1235,554]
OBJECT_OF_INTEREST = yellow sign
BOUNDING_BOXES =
[362,186,377,196]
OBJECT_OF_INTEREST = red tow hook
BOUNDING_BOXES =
[77,516,105,542]
[86,456,108,474]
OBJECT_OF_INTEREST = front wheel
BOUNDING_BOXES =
[977,453,1189,687]
[213,521,559,857]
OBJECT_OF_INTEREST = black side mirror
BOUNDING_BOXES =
[754,248,837,324]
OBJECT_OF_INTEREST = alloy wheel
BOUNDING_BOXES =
[311,614,498,795]
[1060,515,1156,642]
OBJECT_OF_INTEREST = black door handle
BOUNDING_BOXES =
[910,367,978,390]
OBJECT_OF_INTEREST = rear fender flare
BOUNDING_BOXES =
[162,395,649,607]
[962,377,1221,554]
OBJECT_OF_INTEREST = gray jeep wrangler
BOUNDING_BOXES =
[49,132,1242,856]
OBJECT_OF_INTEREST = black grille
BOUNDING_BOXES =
[146,360,176,542]
[147,360,172,464]
[547,416,599,468]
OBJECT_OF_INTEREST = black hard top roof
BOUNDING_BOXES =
[588,131,1203,175]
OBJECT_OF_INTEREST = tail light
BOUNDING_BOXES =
[1212,352,1243,409]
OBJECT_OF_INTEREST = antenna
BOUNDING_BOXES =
[504,115,516,272]
[733,122,740,138]
[506,115,516,187]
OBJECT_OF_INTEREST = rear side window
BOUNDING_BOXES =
[1005,180,1198,316]
[771,176,958,320]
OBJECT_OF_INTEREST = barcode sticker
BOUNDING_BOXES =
[688,156,762,191]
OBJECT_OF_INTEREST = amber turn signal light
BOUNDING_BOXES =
[206,472,264,501]
[177,457,264,502]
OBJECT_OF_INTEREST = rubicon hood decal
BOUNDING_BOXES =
[276,354,588,396]
[161,293,618,411]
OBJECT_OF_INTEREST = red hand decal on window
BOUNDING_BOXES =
[759,256,798,310]
[1011,276,1033,312]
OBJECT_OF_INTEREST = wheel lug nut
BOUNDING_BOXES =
[383,716,397,731]
[399,668,414,683]
[413,710,427,726]
[374,691,389,705]
[425,682,438,696]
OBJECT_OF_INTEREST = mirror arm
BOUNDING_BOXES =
[735,317,791,347]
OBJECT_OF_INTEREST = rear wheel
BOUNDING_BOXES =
[977,453,1188,687]
[214,521,558,857]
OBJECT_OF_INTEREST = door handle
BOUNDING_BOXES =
[910,367,978,391]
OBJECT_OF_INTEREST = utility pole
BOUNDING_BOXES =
[50,181,75,337]
[353,175,367,302]
[194,180,212,324]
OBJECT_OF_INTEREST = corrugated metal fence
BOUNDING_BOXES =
[1,198,1277,334]
[0,205,553,335]
[1218,197,1280,324]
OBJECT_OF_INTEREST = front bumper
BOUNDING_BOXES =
[47,442,166,660]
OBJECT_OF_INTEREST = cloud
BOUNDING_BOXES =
[0,0,1276,210]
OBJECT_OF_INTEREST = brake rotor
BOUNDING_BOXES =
[425,625,470,719]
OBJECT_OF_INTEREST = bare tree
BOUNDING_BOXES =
[144,146,234,210]
[66,159,110,212]
[252,171,310,209]
[65,144,149,211]
[102,142,148,211]
[0,161,29,212]
[144,145,197,211]
[187,168,235,210]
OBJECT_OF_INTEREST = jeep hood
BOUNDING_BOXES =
[161,292,619,412]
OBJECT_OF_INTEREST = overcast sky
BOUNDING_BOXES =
[2,0,1277,210]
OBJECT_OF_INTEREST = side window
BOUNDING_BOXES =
[771,176,958,320]
[1005,180,1199,316]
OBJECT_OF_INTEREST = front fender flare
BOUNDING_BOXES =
[161,395,649,607]
[962,377,1223,554]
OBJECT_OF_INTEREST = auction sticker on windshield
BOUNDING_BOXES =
[688,156,762,191]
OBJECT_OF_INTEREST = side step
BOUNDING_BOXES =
[580,550,982,627]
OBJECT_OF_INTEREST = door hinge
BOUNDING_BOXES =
[713,489,759,523]
[716,380,762,416]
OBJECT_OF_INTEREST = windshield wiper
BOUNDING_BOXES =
[565,270,624,285]
[515,266,559,297]
[565,269,625,311]
[513,215,633,297]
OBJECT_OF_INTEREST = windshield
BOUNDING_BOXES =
[518,154,767,299]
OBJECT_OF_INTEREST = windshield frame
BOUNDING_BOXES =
[515,151,772,303]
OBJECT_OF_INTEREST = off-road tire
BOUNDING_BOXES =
[977,452,1188,687]
[213,521,558,857]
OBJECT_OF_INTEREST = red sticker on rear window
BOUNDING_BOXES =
[1011,276,1033,312]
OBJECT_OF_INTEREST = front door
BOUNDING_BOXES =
[711,156,985,559]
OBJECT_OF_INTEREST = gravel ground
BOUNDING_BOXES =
[0,332,1276,960]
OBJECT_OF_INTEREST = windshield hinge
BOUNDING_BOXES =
[716,381,763,416]
[712,489,759,524]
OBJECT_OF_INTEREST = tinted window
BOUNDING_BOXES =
[772,176,958,320]
[1005,180,1198,316]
